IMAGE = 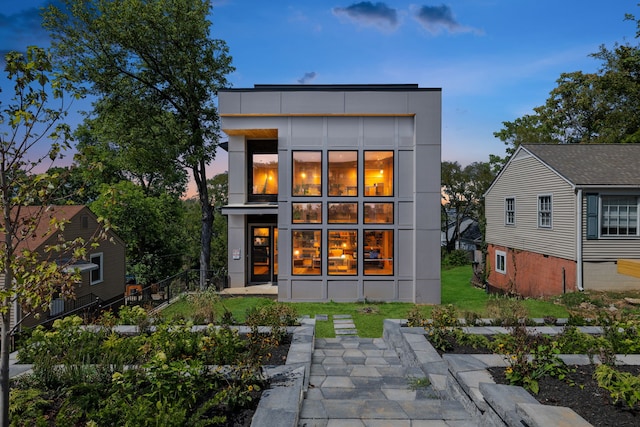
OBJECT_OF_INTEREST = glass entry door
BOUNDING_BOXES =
[250,225,278,283]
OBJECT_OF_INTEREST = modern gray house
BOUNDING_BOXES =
[219,84,441,303]
[485,144,640,296]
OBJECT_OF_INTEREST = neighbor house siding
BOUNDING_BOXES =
[485,152,577,261]
[577,193,640,291]
[581,193,640,261]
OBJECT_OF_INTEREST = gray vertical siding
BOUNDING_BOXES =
[486,151,577,261]
[219,88,441,303]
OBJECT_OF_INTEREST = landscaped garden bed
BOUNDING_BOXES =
[11,294,300,426]
[407,301,640,427]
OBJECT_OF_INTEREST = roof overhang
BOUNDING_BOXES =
[63,261,99,273]
[222,203,278,216]
[222,128,278,138]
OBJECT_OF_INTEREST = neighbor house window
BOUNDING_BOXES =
[248,141,278,202]
[363,230,393,275]
[495,250,506,274]
[328,151,358,196]
[327,230,357,275]
[292,151,322,196]
[538,195,552,228]
[601,195,639,236]
[292,230,321,275]
[505,197,515,225]
[90,253,103,285]
[292,203,322,224]
[364,151,393,196]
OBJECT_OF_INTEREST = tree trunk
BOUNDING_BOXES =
[0,300,10,427]
[193,158,213,290]
[0,201,12,426]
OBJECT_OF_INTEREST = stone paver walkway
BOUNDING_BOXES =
[333,314,358,336]
[298,336,476,427]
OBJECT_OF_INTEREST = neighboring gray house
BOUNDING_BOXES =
[219,84,441,303]
[485,144,640,296]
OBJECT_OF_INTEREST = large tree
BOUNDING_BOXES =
[90,181,188,284]
[0,47,105,426]
[494,11,640,157]
[42,0,234,289]
[441,161,494,253]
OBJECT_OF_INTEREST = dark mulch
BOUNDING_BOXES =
[429,334,640,427]
[488,365,640,427]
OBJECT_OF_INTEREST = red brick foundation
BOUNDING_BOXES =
[486,245,577,297]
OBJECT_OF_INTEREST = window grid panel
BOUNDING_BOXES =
[601,196,638,236]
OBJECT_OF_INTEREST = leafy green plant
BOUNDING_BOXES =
[486,296,529,326]
[595,364,640,409]
[494,325,572,394]
[187,288,221,324]
[117,305,151,330]
[598,312,640,354]
[424,305,460,352]
[9,388,52,427]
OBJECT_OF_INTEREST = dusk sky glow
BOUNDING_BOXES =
[0,1,636,196]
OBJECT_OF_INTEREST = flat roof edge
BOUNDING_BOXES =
[220,84,441,92]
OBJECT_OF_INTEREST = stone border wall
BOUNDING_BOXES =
[383,319,594,427]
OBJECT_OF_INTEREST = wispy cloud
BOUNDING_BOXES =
[332,2,399,31]
[412,4,482,35]
[297,72,317,84]
[0,3,51,53]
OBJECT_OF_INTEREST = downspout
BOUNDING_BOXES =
[576,189,584,291]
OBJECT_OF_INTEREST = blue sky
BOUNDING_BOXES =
[1,1,637,186]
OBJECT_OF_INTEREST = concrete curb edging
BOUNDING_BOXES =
[382,319,593,427]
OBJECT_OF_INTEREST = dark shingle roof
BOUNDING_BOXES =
[522,144,640,186]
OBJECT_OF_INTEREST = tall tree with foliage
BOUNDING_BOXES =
[90,181,188,284]
[494,10,640,160]
[0,47,106,426]
[42,0,234,289]
[441,161,494,253]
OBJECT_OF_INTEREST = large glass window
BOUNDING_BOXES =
[364,151,393,196]
[292,151,322,196]
[248,141,278,202]
[363,230,393,275]
[292,203,322,224]
[328,203,357,224]
[292,230,321,275]
[601,196,638,236]
[328,230,357,275]
[364,203,393,224]
[328,151,358,196]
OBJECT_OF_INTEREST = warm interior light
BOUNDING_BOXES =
[301,172,307,179]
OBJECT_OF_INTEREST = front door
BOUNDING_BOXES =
[250,225,278,283]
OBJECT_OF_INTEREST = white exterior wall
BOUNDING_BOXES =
[485,150,577,261]
[219,86,441,303]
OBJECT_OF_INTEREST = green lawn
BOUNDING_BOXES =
[160,265,569,338]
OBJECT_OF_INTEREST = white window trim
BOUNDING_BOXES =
[495,250,506,274]
[90,252,104,285]
[599,194,640,238]
[505,197,515,226]
[537,194,553,229]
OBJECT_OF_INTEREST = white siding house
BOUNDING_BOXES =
[485,144,640,296]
